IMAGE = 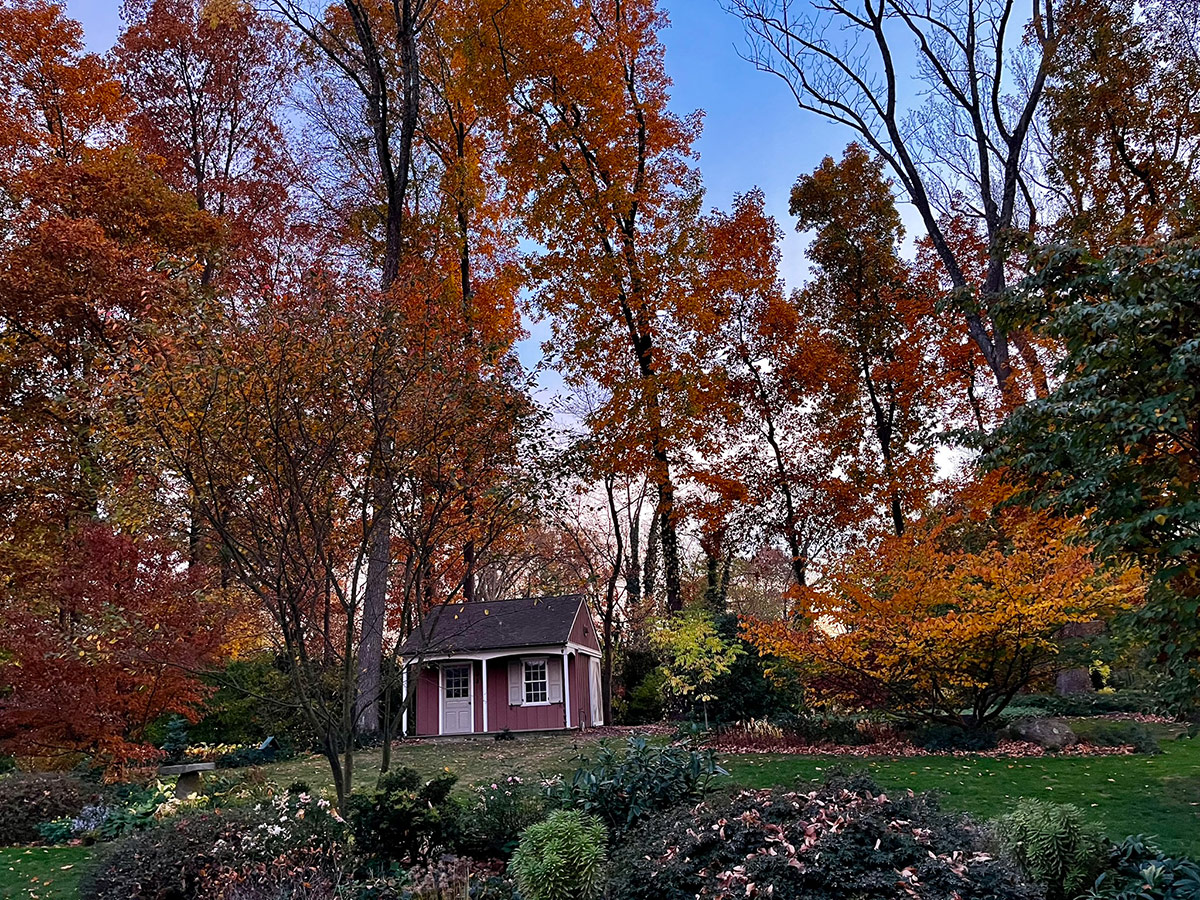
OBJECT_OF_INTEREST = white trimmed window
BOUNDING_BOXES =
[444,665,470,699]
[523,658,548,704]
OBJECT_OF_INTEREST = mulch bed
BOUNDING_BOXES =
[705,735,1138,758]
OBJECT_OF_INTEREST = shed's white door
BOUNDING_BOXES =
[441,664,473,734]
[588,657,604,725]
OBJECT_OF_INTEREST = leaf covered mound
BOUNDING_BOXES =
[608,774,1039,900]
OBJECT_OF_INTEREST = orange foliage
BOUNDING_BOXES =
[745,471,1145,726]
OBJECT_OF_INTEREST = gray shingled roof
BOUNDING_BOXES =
[397,594,586,656]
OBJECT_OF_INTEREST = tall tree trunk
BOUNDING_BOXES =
[345,0,425,736]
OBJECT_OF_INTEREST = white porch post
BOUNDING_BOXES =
[562,649,572,729]
[401,661,408,737]
[482,657,489,732]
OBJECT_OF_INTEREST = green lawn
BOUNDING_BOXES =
[3,731,1199,899]
[0,847,91,900]
[721,735,1200,857]
[263,731,610,794]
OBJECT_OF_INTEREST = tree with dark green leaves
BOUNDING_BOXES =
[990,242,1200,709]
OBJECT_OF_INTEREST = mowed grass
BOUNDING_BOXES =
[723,734,1200,857]
[0,847,91,900]
[263,730,616,794]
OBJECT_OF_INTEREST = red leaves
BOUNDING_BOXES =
[0,524,243,764]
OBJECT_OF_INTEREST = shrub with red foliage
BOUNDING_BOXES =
[0,524,243,764]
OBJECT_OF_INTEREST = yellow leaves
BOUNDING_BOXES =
[746,469,1146,718]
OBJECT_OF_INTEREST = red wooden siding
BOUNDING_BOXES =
[568,653,588,727]
[413,653,606,734]
[416,666,439,737]
[568,603,601,651]
[487,654,566,731]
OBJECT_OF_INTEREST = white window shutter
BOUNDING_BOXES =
[548,658,563,703]
[508,660,522,705]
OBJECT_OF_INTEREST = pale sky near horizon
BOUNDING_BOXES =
[62,0,857,394]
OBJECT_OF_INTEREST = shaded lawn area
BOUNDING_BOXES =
[722,735,1200,857]
[0,847,91,900]
[263,731,612,794]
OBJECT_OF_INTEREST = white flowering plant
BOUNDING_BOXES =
[459,774,548,859]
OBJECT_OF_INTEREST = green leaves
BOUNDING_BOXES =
[991,241,1200,710]
[551,736,726,831]
[511,809,607,900]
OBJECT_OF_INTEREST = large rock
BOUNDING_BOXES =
[1009,717,1079,751]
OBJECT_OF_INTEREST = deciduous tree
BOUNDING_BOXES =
[729,0,1059,401]
[992,242,1200,710]
[745,472,1143,726]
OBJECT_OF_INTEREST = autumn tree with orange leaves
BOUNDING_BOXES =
[0,0,244,764]
[745,472,1145,727]
[495,0,705,613]
[115,0,297,290]
[788,145,954,537]
[1045,0,1200,247]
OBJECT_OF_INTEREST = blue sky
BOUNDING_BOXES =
[63,0,854,389]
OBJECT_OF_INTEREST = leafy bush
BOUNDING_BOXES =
[993,799,1109,900]
[1071,719,1162,754]
[458,774,547,859]
[184,653,314,750]
[81,791,345,900]
[36,817,75,845]
[511,810,606,900]
[674,614,803,726]
[349,768,459,865]
[910,723,1001,752]
[1087,836,1200,900]
[551,737,724,832]
[400,855,520,900]
[0,773,90,844]
[607,775,1038,900]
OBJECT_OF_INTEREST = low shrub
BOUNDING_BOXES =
[81,791,345,900]
[910,723,1001,752]
[993,799,1109,900]
[551,736,724,832]
[349,768,459,865]
[457,774,547,859]
[1088,835,1200,899]
[511,810,606,900]
[1018,691,1165,718]
[1071,719,1162,754]
[607,774,1038,900]
[770,711,877,746]
[0,773,90,845]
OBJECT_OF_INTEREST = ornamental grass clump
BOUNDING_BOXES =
[511,810,606,900]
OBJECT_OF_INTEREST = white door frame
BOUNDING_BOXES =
[439,661,474,735]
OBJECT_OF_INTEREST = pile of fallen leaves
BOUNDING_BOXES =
[607,775,1039,900]
[706,731,1138,758]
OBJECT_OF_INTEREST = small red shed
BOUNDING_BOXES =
[397,594,604,737]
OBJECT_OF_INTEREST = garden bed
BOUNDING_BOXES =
[707,735,1144,757]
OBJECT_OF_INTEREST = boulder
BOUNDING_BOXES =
[1009,717,1078,751]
